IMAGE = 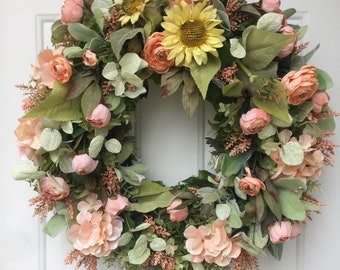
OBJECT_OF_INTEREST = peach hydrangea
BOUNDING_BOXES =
[68,193,123,257]
[269,129,325,182]
[105,194,130,216]
[184,219,241,266]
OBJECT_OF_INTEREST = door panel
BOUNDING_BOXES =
[2,0,339,269]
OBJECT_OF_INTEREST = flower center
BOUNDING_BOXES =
[179,20,207,47]
[122,0,145,15]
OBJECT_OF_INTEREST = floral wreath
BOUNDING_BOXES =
[13,0,338,269]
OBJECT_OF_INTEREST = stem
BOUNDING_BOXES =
[235,59,252,78]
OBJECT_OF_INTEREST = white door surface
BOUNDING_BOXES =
[1,0,339,269]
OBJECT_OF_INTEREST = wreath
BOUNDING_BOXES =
[13,0,337,269]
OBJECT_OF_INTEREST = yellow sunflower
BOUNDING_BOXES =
[115,0,149,25]
[161,0,225,67]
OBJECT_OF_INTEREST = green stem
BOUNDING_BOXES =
[236,59,253,78]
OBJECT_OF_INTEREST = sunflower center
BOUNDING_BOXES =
[122,0,145,15]
[179,20,207,47]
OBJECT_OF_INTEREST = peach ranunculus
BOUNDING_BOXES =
[261,0,281,13]
[82,50,98,67]
[166,198,189,222]
[268,221,301,244]
[281,65,319,105]
[14,118,42,160]
[33,48,72,88]
[68,193,123,257]
[105,194,130,216]
[50,54,72,84]
[269,129,325,182]
[238,167,266,196]
[143,32,175,74]
[86,104,111,128]
[61,0,84,25]
[311,91,330,113]
[184,219,241,266]
[278,26,297,58]
[239,108,271,135]
[39,176,70,200]
[72,154,98,175]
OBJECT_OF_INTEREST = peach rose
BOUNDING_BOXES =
[39,176,70,200]
[281,65,319,105]
[167,198,189,222]
[86,104,111,128]
[268,221,301,244]
[72,154,98,175]
[184,219,241,266]
[50,54,72,84]
[261,0,281,13]
[311,91,330,113]
[278,26,297,58]
[61,0,84,25]
[238,167,266,196]
[240,108,271,135]
[105,194,130,216]
[143,32,174,74]
[82,50,98,67]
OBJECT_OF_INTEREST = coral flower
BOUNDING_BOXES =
[240,108,271,135]
[161,0,225,66]
[167,198,189,222]
[238,167,266,196]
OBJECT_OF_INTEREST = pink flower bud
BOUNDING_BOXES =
[240,108,271,135]
[278,26,297,58]
[261,0,281,13]
[72,154,98,175]
[167,198,189,222]
[39,176,70,200]
[86,104,111,128]
[105,194,130,216]
[82,50,98,67]
[311,91,330,113]
[61,0,84,25]
[268,221,301,244]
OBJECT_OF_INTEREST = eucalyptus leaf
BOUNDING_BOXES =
[130,223,151,232]
[43,214,66,237]
[68,23,102,42]
[105,138,122,153]
[133,180,169,197]
[131,191,176,213]
[279,141,304,166]
[257,13,282,32]
[197,187,220,204]
[150,238,167,251]
[230,38,246,58]
[118,232,133,246]
[273,178,306,190]
[40,128,62,152]
[216,203,231,220]
[317,68,334,90]
[11,161,45,180]
[81,82,102,117]
[221,151,252,177]
[89,135,105,158]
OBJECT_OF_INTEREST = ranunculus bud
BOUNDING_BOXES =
[61,0,84,25]
[240,108,271,135]
[311,91,330,113]
[167,198,189,222]
[72,154,98,175]
[238,167,266,196]
[261,0,281,13]
[143,32,174,74]
[278,26,297,58]
[105,194,130,216]
[268,221,301,244]
[39,176,70,200]
[86,104,111,128]
[281,65,319,105]
[82,50,98,67]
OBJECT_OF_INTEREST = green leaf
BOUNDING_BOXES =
[279,141,304,166]
[253,224,269,249]
[252,79,290,123]
[11,161,45,180]
[133,180,168,197]
[118,232,133,246]
[105,138,122,153]
[128,234,150,264]
[81,82,102,117]
[242,27,296,70]
[317,117,336,132]
[216,203,231,220]
[222,79,245,97]
[129,223,151,232]
[65,73,96,100]
[317,68,334,90]
[278,189,306,221]
[197,187,220,204]
[189,56,221,99]
[131,191,176,213]
[182,77,199,118]
[268,242,283,260]
[109,27,145,60]
[257,13,282,32]
[221,151,252,177]
[68,23,102,42]
[227,202,242,228]
[150,238,167,251]
[51,19,69,45]
[24,81,82,121]
[43,214,66,237]
[273,178,306,190]
[255,193,265,222]
[89,135,105,158]
[230,38,246,58]
[263,180,282,220]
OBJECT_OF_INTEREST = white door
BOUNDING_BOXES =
[1,0,339,269]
